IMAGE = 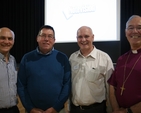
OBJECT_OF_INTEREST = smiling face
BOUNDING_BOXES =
[0,27,15,55]
[125,16,141,50]
[77,26,94,54]
[37,28,55,54]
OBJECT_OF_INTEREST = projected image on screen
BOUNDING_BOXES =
[45,0,120,43]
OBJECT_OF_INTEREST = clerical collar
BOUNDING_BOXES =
[131,48,141,54]
[132,50,138,54]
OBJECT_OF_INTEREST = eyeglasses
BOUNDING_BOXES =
[127,27,141,32]
[39,34,54,39]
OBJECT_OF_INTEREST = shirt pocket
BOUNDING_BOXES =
[86,68,100,83]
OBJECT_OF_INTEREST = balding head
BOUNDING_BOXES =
[0,27,15,40]
[76,26,94,55]
[0,27,15,55]
[77,26,93,36]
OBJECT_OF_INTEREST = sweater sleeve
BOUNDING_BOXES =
[17,56,35,112]
[53,56,71,112]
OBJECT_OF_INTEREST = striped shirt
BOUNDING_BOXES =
[0,53,18,108]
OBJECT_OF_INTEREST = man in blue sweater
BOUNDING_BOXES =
[17,25,71,113]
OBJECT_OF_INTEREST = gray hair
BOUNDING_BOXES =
[126,15,141,28]
[11,30,15,40]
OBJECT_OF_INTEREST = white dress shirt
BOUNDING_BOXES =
[69,47,114,106]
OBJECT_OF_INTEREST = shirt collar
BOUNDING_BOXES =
[0,53,4,60]
[131,48,141,54]
[36,47,54,55]
[77,46,97,59]
[0,53,12,62]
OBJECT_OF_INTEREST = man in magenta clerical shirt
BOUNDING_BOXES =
[108,15,141,113]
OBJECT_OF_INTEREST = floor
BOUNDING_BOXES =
[17,96,26,113]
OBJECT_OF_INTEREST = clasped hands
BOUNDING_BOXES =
[30,107,58,113]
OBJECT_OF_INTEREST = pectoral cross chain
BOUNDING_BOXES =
[120,84,125,95]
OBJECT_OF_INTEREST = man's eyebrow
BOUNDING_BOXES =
[0,36,13,39]
[128,25,141,27]
[0,36,5,38]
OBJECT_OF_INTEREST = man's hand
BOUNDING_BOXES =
[43,107,57,113]
[30,108,44,113]
[112,108,127,113]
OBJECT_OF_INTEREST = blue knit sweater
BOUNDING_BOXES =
[17,49,71,112]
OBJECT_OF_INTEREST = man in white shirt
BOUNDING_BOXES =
[69,26,114,113]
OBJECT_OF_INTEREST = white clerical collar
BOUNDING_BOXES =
[132,50,138,54]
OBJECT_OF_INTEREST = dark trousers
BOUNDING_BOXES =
[70,100,107,113]
[0,106,19,113]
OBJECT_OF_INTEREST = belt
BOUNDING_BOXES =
[71,100,106,110]
[0,106,17,110]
